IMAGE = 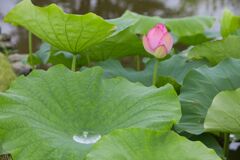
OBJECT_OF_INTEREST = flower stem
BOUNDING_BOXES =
[135,56,141,71]
[224,133,230,160]
[28,31,34,69]
[152,59,159,86]
[71,54,77,71]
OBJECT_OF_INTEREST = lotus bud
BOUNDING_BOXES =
[143,23,173,58]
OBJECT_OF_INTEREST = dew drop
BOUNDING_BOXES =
[73,131,101,144]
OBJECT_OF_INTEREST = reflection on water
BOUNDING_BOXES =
[0,0,240,53]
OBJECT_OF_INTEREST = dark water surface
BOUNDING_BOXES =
[1,0,240,53]
[0,1,240,159]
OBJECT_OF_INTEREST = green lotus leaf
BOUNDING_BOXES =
[4,0,115,54]
[189,133,224,159]
[70,13,143,63]
[122,11,215,45]
[48,50,78,68]
[177,58,240,134]
[80,29,147,64]
[30,14,144,66]
[95,55,206,87]
[204,89,240,134]
[28,43,51,65]
[165,16,215,37]
[122,11,164,34]
[106,13,139,37]
[177,32,218,45]
[188,36,240,65]
[67,14,146,64]
[33,29,148,66]
[0,65,181,160]
[30,43,77,68]
[86,128,221,160]
[29,31,147,68]
[221,9,240,38]
[0,53,16,92]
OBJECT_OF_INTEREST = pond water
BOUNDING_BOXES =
[1,0,240,53]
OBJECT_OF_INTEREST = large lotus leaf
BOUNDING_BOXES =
[221,9,240,38]
[4,0,115,54]
[30,29,148,66]
[122,11,215,45]
[106,13,139,37]
[188,36,240,65]
[79,29,148,64]
[122,11,164,34]
[177,32,218,45]
[177,58,240,134]
[189,133,224,159]
[86,128,221,160]
[95,55,206,87]
[69,14,143,63]
[164,16,216,45]
[93,59,181,92]
[165,16,215,37]
[30,15,144,66]
[0,65,181,160]
[155,55,207,85]
[204,89,240,134]
[0,53,16,92]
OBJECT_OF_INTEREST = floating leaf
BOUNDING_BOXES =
[204,89,240,134]
[221,9,240,38]
[0,65,181,159]
[177,58,240,134]
[86,128,221,160]
[4,0,115,54]
[189,36,240,65]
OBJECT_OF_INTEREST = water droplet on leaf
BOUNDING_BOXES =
[73,131,101,144]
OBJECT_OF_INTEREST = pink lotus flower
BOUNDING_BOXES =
[143,23,173,58]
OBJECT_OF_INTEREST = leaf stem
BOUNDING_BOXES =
[71,54,77,71]
[28,31,34,69]
[224,133,230,160]
[135,56,141,71]
[152,59,159,86]
[86,54,91,66]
